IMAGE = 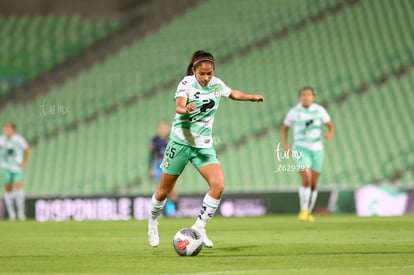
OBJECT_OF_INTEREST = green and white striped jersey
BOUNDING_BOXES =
[284,103,331,151]
[0,134,28,172]
[170,75,232,148]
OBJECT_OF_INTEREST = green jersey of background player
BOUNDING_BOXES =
[0,122,30,221]
[148,50,264,248]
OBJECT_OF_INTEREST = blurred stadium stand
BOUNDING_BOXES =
[0,15,119,95]
[0,0,413,196]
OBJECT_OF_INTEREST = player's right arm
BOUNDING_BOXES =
[281,125,290,152]
[175,78,196,115]
[176,97,196,114]
[282,109,294,152]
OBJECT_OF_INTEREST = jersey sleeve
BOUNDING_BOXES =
[222,83,232,98]
[216,78,231,98]
[17,135,29,150]
[283,108,295,126]
[320,106,331,123]
[175,78,190,100]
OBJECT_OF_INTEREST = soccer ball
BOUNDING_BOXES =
[173,228,204,256]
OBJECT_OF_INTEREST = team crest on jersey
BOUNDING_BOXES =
[214,88,220,97]
[214,87,220,97]
[209,84,221,97]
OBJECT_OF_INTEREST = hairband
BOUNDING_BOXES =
[193,58,215,67]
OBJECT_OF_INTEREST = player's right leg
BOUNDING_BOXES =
[148,141,188,247]
[4,184,16,221]
[148,173,179,247]
[2,169,16,221]
[298,169,312,221]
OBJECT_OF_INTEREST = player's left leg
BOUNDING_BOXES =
[307,171,320,222]
[307,150,324,222]
[193,163,224,248]
[309,171,320,209]
[154,159,177,217]
[4,184,16,221]
[13,181,26,221]
[148,140,189,247]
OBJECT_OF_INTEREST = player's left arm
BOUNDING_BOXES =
[325,121,335,141]
[20,147,30,169]
[229,89,264,102]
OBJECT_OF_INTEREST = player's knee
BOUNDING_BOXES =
[157,182,176,199]
[301,177,311,187]
[301,175,312,187]
[209,178,225,195]
[14,182,23,189]
[303,182,311,188]
[5,185,13,192]
[155,187,169,200]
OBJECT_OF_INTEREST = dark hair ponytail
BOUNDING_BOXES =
[186,50,215,75]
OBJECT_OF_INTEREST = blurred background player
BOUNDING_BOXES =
[282,87,334,222]
[0,122,30,221]
[148,119,178,217]
[148,50,264,247]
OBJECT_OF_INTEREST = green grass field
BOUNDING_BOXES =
[1,215,414,274]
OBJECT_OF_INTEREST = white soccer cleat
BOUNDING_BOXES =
[18,213,26,221]
[192,225,214,248]
[148,219,160,247]
[9,213,16,221]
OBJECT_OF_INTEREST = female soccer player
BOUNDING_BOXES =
[282,87,334,222]
[0,122,30,221]
[148,50,264,247]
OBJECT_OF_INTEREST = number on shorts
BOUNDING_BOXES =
[165,146,176,159]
